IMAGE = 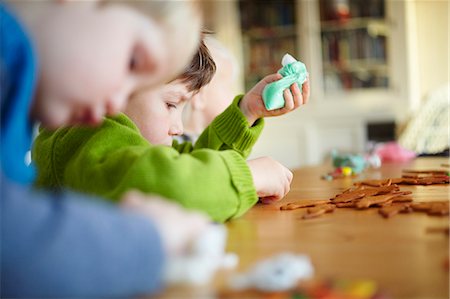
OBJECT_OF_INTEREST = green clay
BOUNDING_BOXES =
[262,55,308,111]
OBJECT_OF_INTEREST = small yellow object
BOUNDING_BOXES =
[346,280,377,298]
[342,167,353,176]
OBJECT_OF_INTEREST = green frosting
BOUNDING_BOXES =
[262,60,308,111]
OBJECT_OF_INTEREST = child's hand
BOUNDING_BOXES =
[240,74,310,126]
[247,157,293,203]
[120,191,210,256]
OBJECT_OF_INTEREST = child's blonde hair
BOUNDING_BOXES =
[118,1,202,50]
[10,0,203,78]
[104,0,203,78]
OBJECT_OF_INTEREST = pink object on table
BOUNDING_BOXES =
[375,142,416,163]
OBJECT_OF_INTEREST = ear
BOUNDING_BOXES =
[190,92,206,110]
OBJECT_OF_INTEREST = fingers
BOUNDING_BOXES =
[260,167,292,203]
[120,190,146,207]
[269,82,303,115]
[178,211,210,241]
[281,79,310,113]
[277,166,292,200]
[283,168,292,197]
[283,168,294,197]
[263,73,283,84]
[302,79,310,105]
[250,156,293,202]
[260,182,290,203]
[290,82,302,108]
[260,196,280,204]
[286,168,293,183]
[282,87,294,110]
[123,194,211,256]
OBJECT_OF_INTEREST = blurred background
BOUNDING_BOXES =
[199,0,449,168]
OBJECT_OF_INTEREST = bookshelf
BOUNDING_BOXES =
[319,0,389,91]
[239,0,297,90]
[239,0,391,93]
[296,0,416,111]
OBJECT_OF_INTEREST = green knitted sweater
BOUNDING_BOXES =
[32,96,263,222]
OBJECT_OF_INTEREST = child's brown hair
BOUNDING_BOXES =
[178,32,216,94]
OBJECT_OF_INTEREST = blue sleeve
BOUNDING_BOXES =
[1,4,38,184]
[1,175,166,298]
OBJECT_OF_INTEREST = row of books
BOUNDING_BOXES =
[321,28,387,64]
[324,71,388,91]
[239,0,296,31]
[319,0,385,21]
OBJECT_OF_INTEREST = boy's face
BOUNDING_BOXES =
[29,1,200,129]
[124,80,194,146]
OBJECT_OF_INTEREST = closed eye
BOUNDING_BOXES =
[129,42,153,73]
[166,102,177,109]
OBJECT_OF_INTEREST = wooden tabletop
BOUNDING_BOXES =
[157,157,449,299]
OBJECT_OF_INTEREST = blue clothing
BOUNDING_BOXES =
[1,5,166,297]
[1,176,165,298]
[0,4,36,184]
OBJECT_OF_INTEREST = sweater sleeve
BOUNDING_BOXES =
[33,115,259,222]
[1,174,165,298]
[187,95,264,158]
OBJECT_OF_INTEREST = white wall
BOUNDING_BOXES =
[200,0,245,94]
[415,0,449,102]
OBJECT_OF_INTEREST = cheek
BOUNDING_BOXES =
[77,56,127,103]
[41,53,128,111]
[130,108,171,145]
[140,117,171,145]
[55,46,128,107]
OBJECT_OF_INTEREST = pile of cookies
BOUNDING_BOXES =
[280,169,449,219]
[355,169,449,187]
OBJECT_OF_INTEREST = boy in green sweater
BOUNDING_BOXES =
[33,39,310,222]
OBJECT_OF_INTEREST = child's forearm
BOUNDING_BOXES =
[239,98,259,126]
[194,95,264,157]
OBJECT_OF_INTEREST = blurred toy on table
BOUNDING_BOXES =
[322,150,381,180]
[373,141,417,163]
[229,252,314,292]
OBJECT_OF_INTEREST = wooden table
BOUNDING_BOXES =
[158,157,449,299]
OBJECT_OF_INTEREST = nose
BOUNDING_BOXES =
[106,94,127,116]
[169,119,184,136]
